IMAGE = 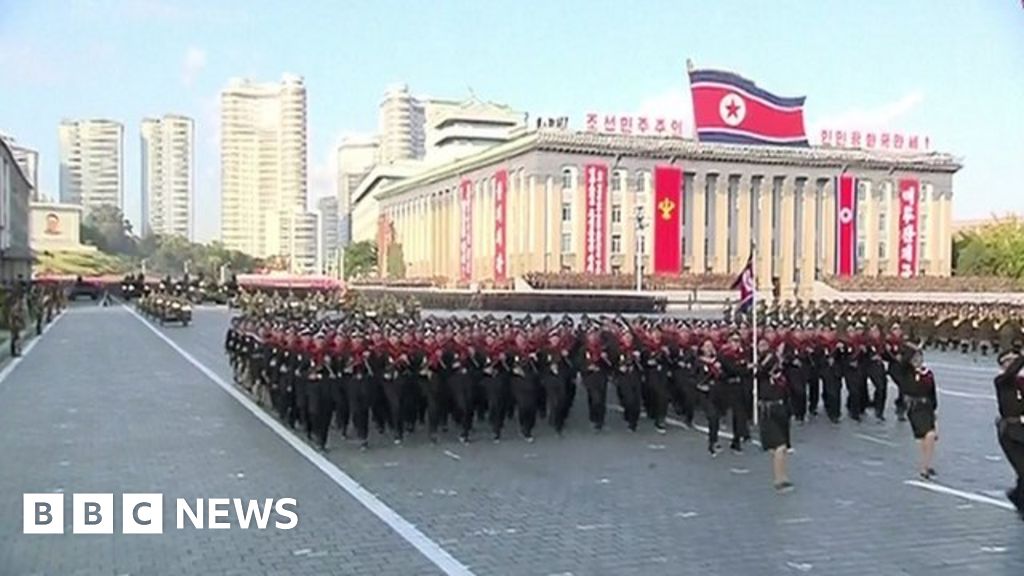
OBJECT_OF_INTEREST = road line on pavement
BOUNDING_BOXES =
[854,433,898,447]
[607,403,763,448]
[937,388,994,400]
[904,479,1018,512]
[0,311,65,385]
[124,305,476,576]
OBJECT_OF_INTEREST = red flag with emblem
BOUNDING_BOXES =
[835,174,858,276]
[653,165,683,275]
[493,169,508,282]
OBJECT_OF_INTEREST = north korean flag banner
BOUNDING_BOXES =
[835,174,858,277]
[653,165,683,275]
[583,163,609,274]
[458,179,473,282]
[897,178,920,278]
[493,169,508,282]
[688,68,809,146]
[731,254,754,312]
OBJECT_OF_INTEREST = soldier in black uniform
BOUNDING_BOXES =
[901,347,939,479]
[756,337,794,493]
[994,347,1024,518]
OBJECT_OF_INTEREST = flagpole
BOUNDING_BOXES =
[751,240,759,428]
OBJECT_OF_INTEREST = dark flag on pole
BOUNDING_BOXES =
[732,254,755,313]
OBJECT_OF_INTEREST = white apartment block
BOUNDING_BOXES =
[220,74,307,260]
[58,119,123,212]
[317,195,339,273]
[337,134,379,246]
[282,210,320,275]
[377,84,424,164]
[141,115,194,239]
[0,133,39,198]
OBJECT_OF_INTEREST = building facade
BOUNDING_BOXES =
[282,211,319,275]
[0,138,33,280]
[376,131,959,297]
[58,119,124,212]
[378,84,425,164]
[141,114,194,239]
[337,135,379,247]
[0,133,39,199]
[317,195,339,273]
[423,97,527,163]
[220,75,308,260]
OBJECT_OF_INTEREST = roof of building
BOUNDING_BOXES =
[376,129,963,202]
[0,138,32,190]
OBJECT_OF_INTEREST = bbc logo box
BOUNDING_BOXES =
[23,493,163,535]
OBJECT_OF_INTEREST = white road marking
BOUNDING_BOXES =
[937,388,994,400]
[904,479,1018,511]
[443,450,462,461]
[607,403,763,447]
[125,305,476,576]
[854,433,898,447]
[0,311,65,385]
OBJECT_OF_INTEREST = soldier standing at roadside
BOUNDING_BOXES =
[6,286,27,357]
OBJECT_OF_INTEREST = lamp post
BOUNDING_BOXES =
[634,205,646,292]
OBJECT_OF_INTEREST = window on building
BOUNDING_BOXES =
[611,234,622,254]
[771,176,783,274]
[815,178,827,271]
[611,170,623,193]
[635,171,647,194]
[639,234,647,255]
[561,202,572,223]
[561,167,574,190]
[560,232,572,253]
[611,203,622,224]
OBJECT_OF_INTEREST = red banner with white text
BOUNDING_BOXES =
[459,179,473,282]
[653,165,683,275]
[583,163,608,274]
[493,169,508,282]
[897,178,920,278]
[835,174,857,276]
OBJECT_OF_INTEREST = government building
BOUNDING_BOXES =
[361,129,959,298]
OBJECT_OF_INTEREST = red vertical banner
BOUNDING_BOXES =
[653,165,683,275]
[459,179,473,282]
[835,174,857,276]
[493,169,508,282]
[897,178,920,278]
[583,163,609,274]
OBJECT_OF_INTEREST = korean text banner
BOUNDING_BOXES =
[459,179,473,282]
[493,169,508,282]
[583,164,609,274]
[897,178,920,278]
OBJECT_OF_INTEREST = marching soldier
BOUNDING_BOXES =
[994,346,1024,518]
[756,337,794,493]
[901,347,939,479]
[6,286,26,357]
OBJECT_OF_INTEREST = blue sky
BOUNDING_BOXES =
[1,0,1021,242]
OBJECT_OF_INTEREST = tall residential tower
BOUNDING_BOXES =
[58,119,124,212]
[220,75,308,266]
[141,115,194,239]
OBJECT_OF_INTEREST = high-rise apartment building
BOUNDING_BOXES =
[141,115,194,239]
[58,119,124,212]
[317,195,339,273]
[377,84,424,164]
[220,74,307,260]
[337,135,379,247]
[0,133,39,198]
[282,210,319,275]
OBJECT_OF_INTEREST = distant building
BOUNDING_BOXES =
[423,97,527,163]
[58,119,124,213]
[336,135,379,247]
[282,211,320,275]
[0,138,33,280]
[317,195,339,273]
[350,160,424,244]
[220,74,307,261]
[375,130,959,296]
[141,114,194,239]
[0,132,39,199]
[377,84,425,164]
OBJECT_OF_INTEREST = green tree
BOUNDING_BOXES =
[82,205,137,255]
[386,242,406,279]
[343,240,378,279]
[954,218,1024,278]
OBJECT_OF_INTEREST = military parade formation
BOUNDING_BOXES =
[220,291,1024,503]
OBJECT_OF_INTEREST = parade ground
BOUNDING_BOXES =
[1,304,1022,576]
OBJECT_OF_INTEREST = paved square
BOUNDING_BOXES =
[1,304,1021,576]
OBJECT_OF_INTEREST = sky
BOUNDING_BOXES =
[1,0,1022,243]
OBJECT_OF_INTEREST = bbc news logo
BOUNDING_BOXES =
[23,494,298,534]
